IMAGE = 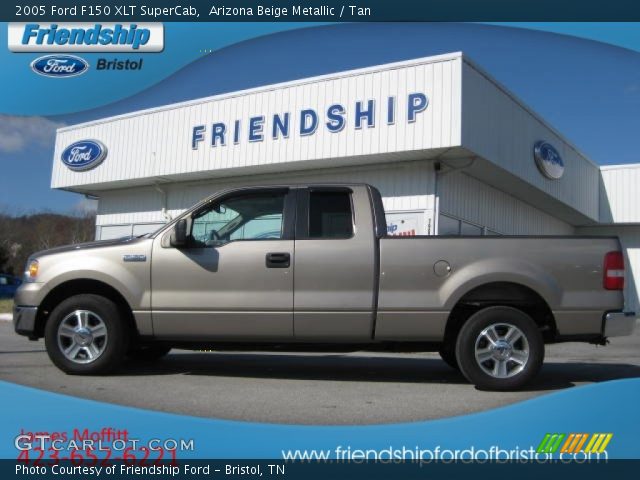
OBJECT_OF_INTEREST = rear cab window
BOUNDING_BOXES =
[307,191,354,239]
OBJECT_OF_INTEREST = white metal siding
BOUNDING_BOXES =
[439,170,574,235]
[98,224,133,240]
[96,160,436,228]
[599,164,640,224]
[95,186,166,224]
[54,54,462,190]
[132,223,164,236]
[461,60,600,221]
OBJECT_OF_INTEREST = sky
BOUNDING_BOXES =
[1,22,639,214]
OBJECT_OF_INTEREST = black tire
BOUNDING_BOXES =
[455,306,544,391]
[44,294,129,375]
[128,345,172,361]
[439,344,459,370]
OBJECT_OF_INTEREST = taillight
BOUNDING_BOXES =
[603,251,624,290]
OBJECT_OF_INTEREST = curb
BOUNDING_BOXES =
[0,313,12,322]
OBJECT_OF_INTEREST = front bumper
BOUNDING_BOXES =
[13,305,38,337]
[603,311,637,337]
[12,282,46,338]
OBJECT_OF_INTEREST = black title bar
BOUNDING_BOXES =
[4,0,640,22]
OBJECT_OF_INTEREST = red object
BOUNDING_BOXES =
[603,251,625,290]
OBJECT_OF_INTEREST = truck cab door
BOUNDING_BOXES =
[293,187,377,340]
[150,188,296,340]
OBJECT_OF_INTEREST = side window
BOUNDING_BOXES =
[308,191,353,239]
[0,276,7,286]
[191,192,286,247]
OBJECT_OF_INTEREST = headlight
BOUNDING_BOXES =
[24,259,39,282]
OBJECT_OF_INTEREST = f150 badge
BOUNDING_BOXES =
[122,255,147,262]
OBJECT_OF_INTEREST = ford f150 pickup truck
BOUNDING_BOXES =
[13,184,637,390]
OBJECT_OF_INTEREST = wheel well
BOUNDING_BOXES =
[34,279,138,339]
[443,282,557,345]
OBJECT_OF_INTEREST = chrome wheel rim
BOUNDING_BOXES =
[474,323,529,379]
[57,310,108,364]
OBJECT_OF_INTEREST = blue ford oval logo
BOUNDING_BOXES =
[533,141,564,180]
[61,140,107,171]
[30,55,89,78]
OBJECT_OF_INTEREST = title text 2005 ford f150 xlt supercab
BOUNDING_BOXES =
[13,184,637,390]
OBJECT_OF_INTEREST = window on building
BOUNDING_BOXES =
[308,191,354,239]
[461,221,483,236]
[438,212,501,236]
[191,192,285,246]
[438,213,461,235]
[133,223,165,237]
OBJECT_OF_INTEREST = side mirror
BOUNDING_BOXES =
[170,219,188,247]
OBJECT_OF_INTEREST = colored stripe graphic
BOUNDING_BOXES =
[537,433,566,454]
[573,433,589,453]
[561,434,576,453]
[538,433,613,454]
[586,433,613,454]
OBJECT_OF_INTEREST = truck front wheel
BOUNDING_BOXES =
[44,294,129,375]
[455,306,544,391]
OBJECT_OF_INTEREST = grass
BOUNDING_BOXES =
[0,299,13,314]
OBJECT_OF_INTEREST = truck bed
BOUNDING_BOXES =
[374,235,623,341]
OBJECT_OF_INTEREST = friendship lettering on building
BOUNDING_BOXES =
[191,93,429,150]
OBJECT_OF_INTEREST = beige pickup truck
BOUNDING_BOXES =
[13,184,636,390]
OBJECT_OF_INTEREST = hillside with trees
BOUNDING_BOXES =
[0,212,95,276]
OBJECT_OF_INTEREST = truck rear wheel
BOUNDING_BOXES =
[44,294,129,375]
[455,306,544,391]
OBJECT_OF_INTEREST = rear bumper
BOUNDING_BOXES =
[13,305,38,337]
[603,311,637,337]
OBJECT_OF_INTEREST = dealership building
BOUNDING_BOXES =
[51,52,640,312]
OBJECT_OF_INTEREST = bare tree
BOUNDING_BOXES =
[69,210,96,244]
[0,242,9,273]
[31,214,55,251]
[0,209,96,275]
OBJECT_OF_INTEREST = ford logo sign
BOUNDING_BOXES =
[61,140,107,171]
[533,141,564,180]
[30,55,89,78]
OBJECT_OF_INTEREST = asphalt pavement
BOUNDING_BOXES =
[1,319,639,425]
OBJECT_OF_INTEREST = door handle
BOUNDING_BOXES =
[266,252,290,268]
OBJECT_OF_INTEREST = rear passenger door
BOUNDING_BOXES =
[293,187,376,340]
